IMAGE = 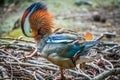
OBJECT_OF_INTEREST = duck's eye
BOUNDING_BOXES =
[29,28,32,33]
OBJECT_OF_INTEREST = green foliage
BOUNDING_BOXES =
[1,13,21,34]
[93,0,118,7]
[54,19,83,32]
[32,0,79,14]
[1,0,119,38]
[2,28,25,38]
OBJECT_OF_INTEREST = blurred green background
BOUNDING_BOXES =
[0,0,119,39]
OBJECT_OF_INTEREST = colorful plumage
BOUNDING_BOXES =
[21,2,100,79]
[21,2,53,40]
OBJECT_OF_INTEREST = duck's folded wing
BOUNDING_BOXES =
[46,33,81,44]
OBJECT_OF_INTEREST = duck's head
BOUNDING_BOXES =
[21,2,54,41]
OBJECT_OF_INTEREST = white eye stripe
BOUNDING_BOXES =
[23,5,37,37]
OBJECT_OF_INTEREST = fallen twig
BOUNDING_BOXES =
[0,37,35,44]
[0,41,35,51]
[0,34,120,79]
[93,68,120,80]
[66,69,92,80]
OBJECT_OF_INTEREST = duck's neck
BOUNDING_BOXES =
[37,33,52,52]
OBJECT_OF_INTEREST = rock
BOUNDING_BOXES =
[92,11,106,23]
[92,12,101,22]
[104,32,116,39]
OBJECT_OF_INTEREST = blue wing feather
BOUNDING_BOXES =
[66,41,100,58]
[83,41,100,50]
[67,45,83,58]
[80,41,100,56]
[46,34,77,44]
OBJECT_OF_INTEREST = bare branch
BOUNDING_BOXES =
[0,37,35,44]
[93,68,120,80]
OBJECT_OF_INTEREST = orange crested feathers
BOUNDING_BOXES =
[29,10,54,39]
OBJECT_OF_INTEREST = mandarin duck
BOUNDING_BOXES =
[21,2,100,79]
